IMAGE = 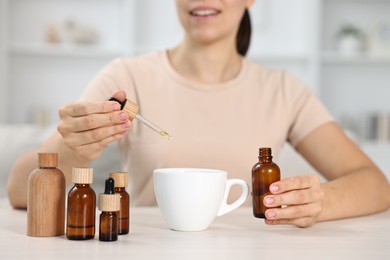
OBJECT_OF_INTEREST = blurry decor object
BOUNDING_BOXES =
[365,112,390,142]
[64,19,99,45]
[45,24,62,44]
[339,112,390,142]
[342,112,390,142]
[368,21,390,56]
[335,24,365,56]
[33,106,51,127]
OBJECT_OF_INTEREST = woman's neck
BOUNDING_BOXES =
[168,38,242,84]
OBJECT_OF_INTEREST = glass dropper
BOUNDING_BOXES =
[109,98,172,140]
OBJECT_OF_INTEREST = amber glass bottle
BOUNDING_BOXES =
[66,168,96,240]
[109,172,130,235]
[27,153,65,237]
[99,178,120,242]
[252,147,281,218]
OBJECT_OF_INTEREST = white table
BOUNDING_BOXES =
[0,198,389,260]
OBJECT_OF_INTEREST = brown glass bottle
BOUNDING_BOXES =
[109,172,130,235]
[252,147,281,218]
[99,178,120,242]
[66,168,96,240]
[27,153,65,237]
[99,211,118,241]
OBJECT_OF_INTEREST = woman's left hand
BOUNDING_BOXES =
[263,175,325,228]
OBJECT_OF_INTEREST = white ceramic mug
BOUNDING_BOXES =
[153,168,249,231]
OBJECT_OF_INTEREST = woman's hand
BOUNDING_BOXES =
[263,175,325,228]
[57,91,131,162]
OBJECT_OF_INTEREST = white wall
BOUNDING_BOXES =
[8,0,126,50]
[248,0,320,90]
[8,55,112,124]
[2,0,316,125]
[4,0,128,124]
[0,0,7,123]
[133,0,182,52]
[250,0,310,57]
[320,0,390,139]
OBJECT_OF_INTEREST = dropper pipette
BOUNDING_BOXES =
[109,98,172,140]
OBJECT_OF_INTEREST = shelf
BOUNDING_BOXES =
[7,43,124,59]
[321,52,390,66]
[323,0,390,3]
[248,53,310,64]
[7,43,313,64]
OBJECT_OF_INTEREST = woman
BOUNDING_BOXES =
[7,0,390,227]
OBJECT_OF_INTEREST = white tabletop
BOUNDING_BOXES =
[0,198,389,260]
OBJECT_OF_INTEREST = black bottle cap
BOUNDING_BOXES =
[104,177,115,194]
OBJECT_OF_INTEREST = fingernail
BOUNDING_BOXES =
[265,197,274,205]
[270,185,279,192]
[119,112,128,121]
[121,121,131,128]
[266,211,276,219]
[112,102,121,111]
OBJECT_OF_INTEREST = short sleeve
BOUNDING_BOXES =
[284,72,334,147]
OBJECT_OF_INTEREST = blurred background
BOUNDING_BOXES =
[1,0,390,195]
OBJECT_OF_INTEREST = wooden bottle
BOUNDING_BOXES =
[66,167,96,240]
[252,147,281,218]
[99,178,120,242]
[109,172,130,235]
[27,153,66,236]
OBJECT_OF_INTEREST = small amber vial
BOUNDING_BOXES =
[66,168,96,240]
[99,178,120,242]
[252,147,281,218]
[109,172,130,235]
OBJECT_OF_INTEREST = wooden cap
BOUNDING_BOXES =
[109,172,128,187]
[99,194,120,212]
[72,168,93,184]
[38,153,58,168]
[123,99,139,120]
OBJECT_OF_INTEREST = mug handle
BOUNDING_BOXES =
[217,179,249,217]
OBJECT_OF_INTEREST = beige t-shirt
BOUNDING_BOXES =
[81,51,334,206]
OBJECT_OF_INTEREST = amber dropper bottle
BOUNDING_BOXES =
[109,172,130,235]
[252,147,281,218]
[66,167,96,240]
[99,178,120,242]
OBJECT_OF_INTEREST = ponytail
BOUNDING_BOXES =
[236,9,252,56]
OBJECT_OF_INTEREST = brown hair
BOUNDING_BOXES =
[236,9,251,56]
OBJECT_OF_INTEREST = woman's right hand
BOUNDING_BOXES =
[57,93,131,162]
